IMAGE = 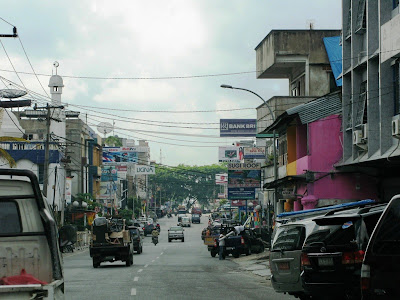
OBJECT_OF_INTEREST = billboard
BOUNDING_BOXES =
[215,173,228,185]
[228,163,261,200]
[243,147,266,159]
[135,165,156,175]
[100,181,117,200]
[218,146,242,162]
[101,166,118,182]
[220,119,257,137]
[102,147,138,164]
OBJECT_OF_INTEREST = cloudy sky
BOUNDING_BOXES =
[0,1,341,166]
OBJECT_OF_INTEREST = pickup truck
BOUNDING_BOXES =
[0,169,64,299]
[168,226,184,242]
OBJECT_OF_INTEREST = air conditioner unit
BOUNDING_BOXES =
[392,119,400,137]
[361,123,368,140]
[353,130,363,145]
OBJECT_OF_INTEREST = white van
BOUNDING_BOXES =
[180,216,191,227]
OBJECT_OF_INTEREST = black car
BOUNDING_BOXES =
[301,204,386,300]
[143,223,156,236]
[128,226,143,254]
[362,195,400,300]
[192,214,201,224]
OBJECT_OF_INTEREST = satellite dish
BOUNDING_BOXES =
[97,122,113,136]
[0,89,27,99]
[53,61,59,68]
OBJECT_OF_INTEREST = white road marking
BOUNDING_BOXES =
[151,260,155,263]
[160,252,164,255]
[133,277,139,282]
[138,269,143,273]
[131,288,136,296]
[144,264,148,268]
[156,257,160,259]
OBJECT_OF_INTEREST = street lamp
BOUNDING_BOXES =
[220,84,278,225]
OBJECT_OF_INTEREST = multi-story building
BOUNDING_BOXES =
[254,29,342,211]
[339,0,400,202]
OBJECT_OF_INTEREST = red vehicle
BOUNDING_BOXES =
[192,207,202,216]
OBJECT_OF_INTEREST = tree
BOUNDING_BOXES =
[104,135,122,147]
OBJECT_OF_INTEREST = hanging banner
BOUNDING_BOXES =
[228,163,261,200]
[101,166,118,182]
[220,119,257,137]
[65,177,72,205]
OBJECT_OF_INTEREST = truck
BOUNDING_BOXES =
[90,217,134,268]
[0,169,64,299]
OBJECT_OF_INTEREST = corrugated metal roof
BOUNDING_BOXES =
[286,92,342,124]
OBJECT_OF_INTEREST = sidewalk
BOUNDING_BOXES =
[232,251,271,282]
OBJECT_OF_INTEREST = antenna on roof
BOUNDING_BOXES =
[306,19,315,30]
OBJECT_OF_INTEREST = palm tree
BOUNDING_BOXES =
[0,137,28,167]
[104,135,122,147]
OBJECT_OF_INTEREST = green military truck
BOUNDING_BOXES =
[90,217,133,268]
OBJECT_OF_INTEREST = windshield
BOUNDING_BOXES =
[170,227,183,231]
[272,226,305,252]
[372,199,400,255]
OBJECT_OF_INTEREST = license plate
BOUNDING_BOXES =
[318,257,334,266]
[278,262,290,270]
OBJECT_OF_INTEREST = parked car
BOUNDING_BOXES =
[241,228,265,254]
[128,226,143,254]
[0,169,64,299]
[192,213,201,224]
[132,222,145,236]
[143,223,156,236]
[301,204,386,300]
[361,195,400,299]
[270,216,327,299]
[168,226,184,242]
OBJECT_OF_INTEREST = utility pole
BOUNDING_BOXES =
[38,103,63,197]
[52,166,58,212]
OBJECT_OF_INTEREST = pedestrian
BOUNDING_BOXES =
[218,233,226,260]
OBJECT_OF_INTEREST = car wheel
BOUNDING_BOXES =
[233,250,240,258]
[168,238,171,242]
[211,250,217,257]
[126,252,133,266]
[182,238,184,242]
[93,258,100,268]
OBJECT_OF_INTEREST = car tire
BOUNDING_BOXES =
[93,258,100,268]
[168,238,171,242]
[126,252,133,267]
[233,250,240,258]
[211,250,217,257]
[182,238,184,242]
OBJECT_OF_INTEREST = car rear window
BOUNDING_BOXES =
[130,229,139,238]
[0,201,21,234]
[372,200,400,255]
[272,226,305,251]
[170,227,182,231]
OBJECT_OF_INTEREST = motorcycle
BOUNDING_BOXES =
[152,236,158,246]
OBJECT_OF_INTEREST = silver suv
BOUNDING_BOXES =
[168,226,184,242]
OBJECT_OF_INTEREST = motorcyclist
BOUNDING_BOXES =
[152,227,159,245]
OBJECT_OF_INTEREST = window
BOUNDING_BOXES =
[355,0,366,33]
[0,201,21,234]
[346,97,353,130]
[394,0,399,9]
[355,81,367,126]
[393,62,400,115]
[272,226,305,251]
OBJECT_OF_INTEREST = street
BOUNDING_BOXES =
[63,215,291,300]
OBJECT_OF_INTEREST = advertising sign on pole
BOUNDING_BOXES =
[65,177,72,205]
[228,163,261,200]
[135,165,156,175]
[220,119,257,137]
[218,146,242,162]
[243,147,266,159]
[215,173,228,185]
[101,166,118,182]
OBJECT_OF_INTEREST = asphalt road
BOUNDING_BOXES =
[63,215,292,300]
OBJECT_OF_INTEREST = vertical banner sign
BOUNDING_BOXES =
[228,163,261,200]
[65,177,72,205]
[220,119,257,137]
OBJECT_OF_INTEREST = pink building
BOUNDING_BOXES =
[262,92,378,213]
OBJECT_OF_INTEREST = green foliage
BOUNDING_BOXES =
[126,196,142,218]
[117,209,133,220]
[219,199,227,207]
[104,135,122,147]
[148,163,227,207]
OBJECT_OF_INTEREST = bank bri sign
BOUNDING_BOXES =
[220,119,257,137]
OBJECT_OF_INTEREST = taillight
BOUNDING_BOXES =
[241,237,245,245]
[301,253,311,270]
[360,264,370,290]
[342,250,365,264]
[214,239,217,247]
